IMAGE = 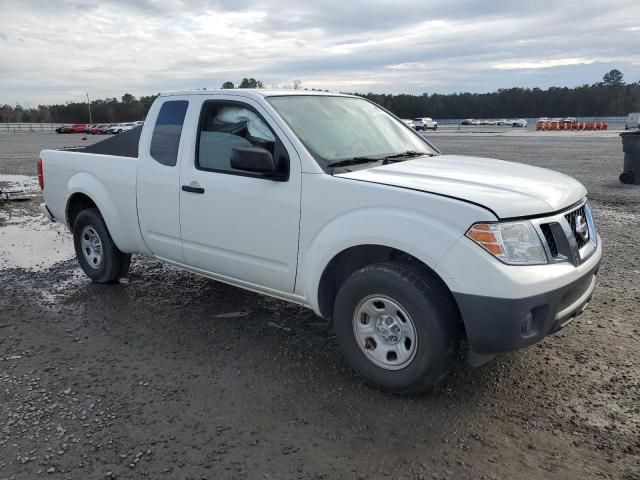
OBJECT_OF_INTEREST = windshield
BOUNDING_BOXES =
[267,96,436,167]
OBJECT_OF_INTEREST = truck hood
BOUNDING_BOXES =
[336,155,587,218]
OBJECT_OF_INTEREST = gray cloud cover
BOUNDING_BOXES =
[0,0,639,105]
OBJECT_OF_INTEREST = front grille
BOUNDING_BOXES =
[564,205,588,249]
[540,224,558,256]
[535,202,596,266]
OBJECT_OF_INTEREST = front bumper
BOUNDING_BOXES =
[454,259,600,360]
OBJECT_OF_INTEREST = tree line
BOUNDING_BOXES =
[356,70,639,119]
[0,93,160,124]
[1,70,638,124]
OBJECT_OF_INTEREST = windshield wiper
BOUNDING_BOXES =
[382,151,431,163]
[327,151,433,170]
[326,157,382,168]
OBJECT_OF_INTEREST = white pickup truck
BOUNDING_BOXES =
[38,90,601,393]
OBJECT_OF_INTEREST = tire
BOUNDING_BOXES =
[73,208,131,283]
[433,124,438,131]
[333,262,460,394]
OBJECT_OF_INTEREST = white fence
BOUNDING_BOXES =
[0,123,66,134]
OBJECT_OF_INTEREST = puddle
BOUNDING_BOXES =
[0,216,75,270]
[0,174,40,196]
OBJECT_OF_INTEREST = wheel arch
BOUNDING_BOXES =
[66,192,97,229]
[315,244,461,325]
[65,173,129,251]
[299,206,473,316]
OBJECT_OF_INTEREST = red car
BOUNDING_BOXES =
[66,124,90,134]
[87,124,108,134]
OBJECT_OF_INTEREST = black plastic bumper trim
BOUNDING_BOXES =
[454,261,600,356]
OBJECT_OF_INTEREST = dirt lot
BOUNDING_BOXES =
[1,131,639,480]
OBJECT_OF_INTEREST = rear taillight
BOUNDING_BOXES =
[37,157,44,190]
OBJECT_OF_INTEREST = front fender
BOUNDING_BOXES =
[300,207,464,314]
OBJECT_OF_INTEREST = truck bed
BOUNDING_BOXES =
[70,126,142,158]
[40,136,147,255]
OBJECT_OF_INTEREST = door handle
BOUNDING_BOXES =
[182,185,205,194]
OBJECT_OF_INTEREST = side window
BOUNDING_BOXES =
[150,100,188,166]
[197,102,276,172]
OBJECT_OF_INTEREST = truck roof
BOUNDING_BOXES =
[159,89,355,99]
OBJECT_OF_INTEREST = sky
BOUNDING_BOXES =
[1,0,639,106]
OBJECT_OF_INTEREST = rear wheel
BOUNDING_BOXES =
[333,262,460,394]
[73,208,131,283]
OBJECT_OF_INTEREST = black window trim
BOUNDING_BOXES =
[195,99,289,181]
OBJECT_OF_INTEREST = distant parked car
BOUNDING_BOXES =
[112,122,138,134]
[401,119,416,129]
[88,124,108,134]
[496,119,510,126]
[562,117,577,123]
[538,117,550,123]
[86,124,109,134]
[413,117,438,131]
[512,119,528,128]
[61,124,90,134]
[56,124,89,134]
[98,124,116,134]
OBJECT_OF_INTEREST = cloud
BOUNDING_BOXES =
[0,0,639,105]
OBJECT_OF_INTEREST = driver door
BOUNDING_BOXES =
[178,97,301,293]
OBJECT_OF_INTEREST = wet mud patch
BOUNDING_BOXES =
[0,210,74,271]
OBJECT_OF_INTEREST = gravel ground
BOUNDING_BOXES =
[0,131,639,480]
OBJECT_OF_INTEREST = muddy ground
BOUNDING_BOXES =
[0,131,638,480]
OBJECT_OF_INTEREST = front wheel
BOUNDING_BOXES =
[73,208,131,283]
[433,124,438,131]
[333,262,460,394]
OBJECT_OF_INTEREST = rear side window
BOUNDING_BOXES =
[150,100,188,166]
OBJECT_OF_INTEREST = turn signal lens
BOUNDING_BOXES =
[466,225,503,255]
[466,221,547,265]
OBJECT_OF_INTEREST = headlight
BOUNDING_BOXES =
[465,221,547,265]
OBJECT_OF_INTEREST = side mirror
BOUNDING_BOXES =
[230,147,276,175]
